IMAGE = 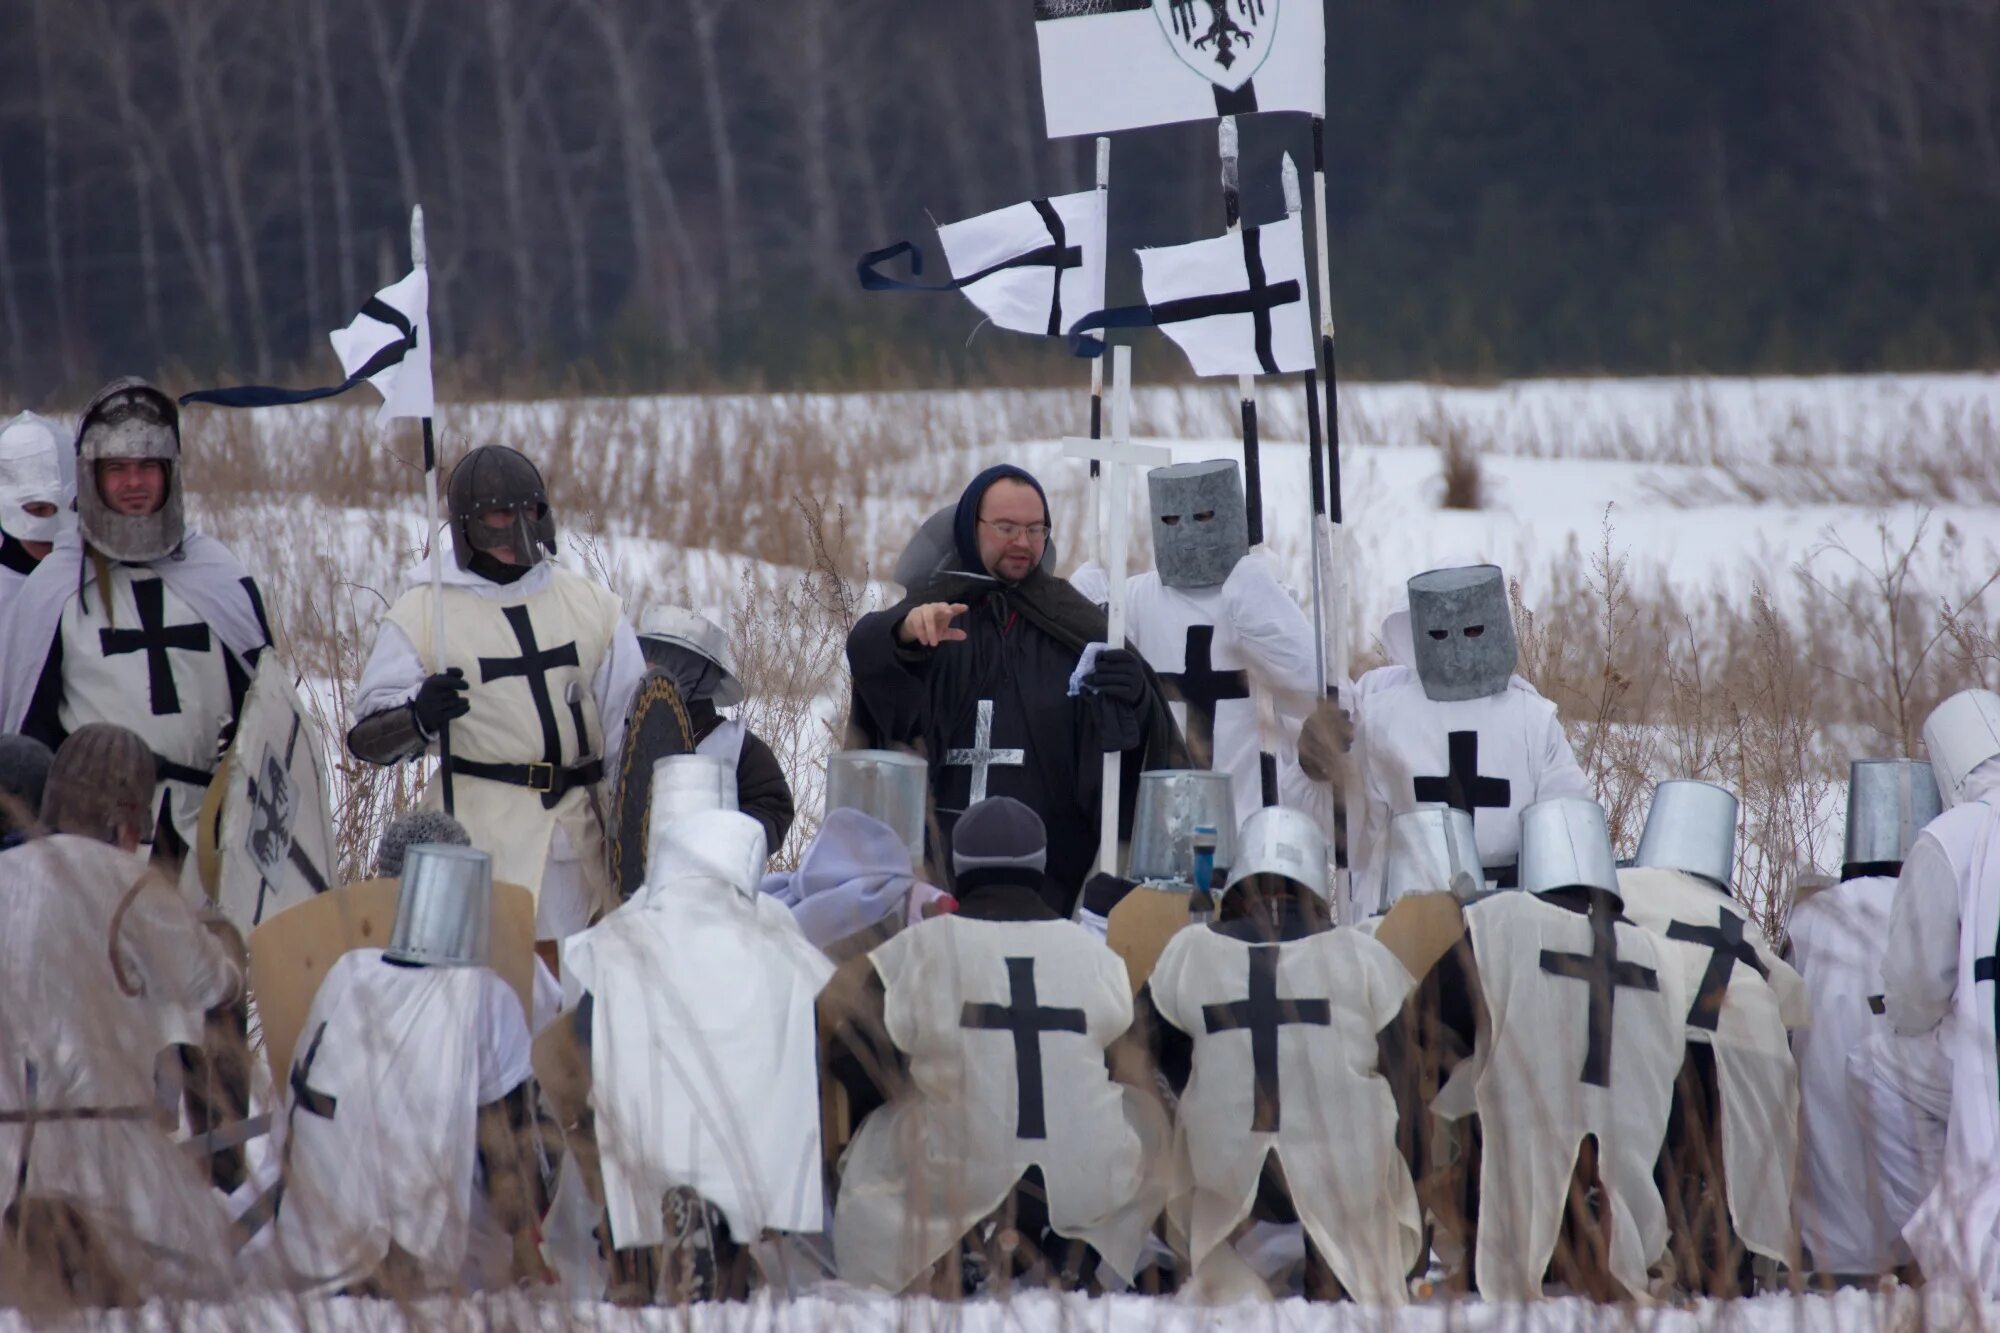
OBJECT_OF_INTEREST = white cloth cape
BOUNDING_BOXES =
[1351,674,1592,913]
[0,835,240,1293]
[561,816,833,1248]
[1439,892,1689,1301]
[1787,873,1908,1272]
[1618,867,1805,1264]
[833,915,1170,1292]
[265,949,530,1293]
[1148,924,1420,1302]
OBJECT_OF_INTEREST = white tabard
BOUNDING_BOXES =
[562,820,833,1249]
[1787,873,1906,1273]
[1352,676,1592,912]
[357,556,639,934]
[265,949,531,1293]
[1898,799,2000,1294]
[0,835,240,1294]
[833,915,1170,1292]
[1439,891,1689,1301]
[1619,867,1805,1265]
[1148,924,1420,1302]
[1073,554,1329,832]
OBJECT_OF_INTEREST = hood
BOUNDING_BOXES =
[951,463,1050,578]
[793,807,915,899]
[640,808,767,906]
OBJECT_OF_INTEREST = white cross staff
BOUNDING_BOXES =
[1063,345,1171,879]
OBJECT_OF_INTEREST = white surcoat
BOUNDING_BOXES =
[1619,867,1805,1265]
[1148,923,1420,1302]
[1440,891,1688,1301]
[833,915,1170,1292]
[265,949,531,1293]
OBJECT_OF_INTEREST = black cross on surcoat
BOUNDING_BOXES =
[1539,899,1660,1087]
[1975,922,2000,1050]
[1413,730,1512,819]
[289,1021,339,1123]
[1202,945,1331,1132]
[99,577,212,716]
[478,605,582,767]
[960,956,1087,1140]
[1164,624,1250,769]
[1665,908,1770,1032]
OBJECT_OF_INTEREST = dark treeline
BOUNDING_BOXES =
[0,0,1996,401]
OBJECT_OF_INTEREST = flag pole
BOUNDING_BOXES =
[411,206,454,816]
[1283,154,1328,699]
[1310,118,1346,696]
[1086,136,1110,570]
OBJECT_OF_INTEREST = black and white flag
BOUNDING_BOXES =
[1070,213,1313,377]
[858,190,1106,339]
[1035,0,1325,138]
[181,269,434,425]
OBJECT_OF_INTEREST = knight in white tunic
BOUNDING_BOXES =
[0,409,73,612]
[1789,758,1943,1276]
[1428,797,1689,1301]
[1879,690,2000,1295]
[348,445,645,941]
[260,844,540,1295]
[1070,460,1334,833]
[1617,780,1806,1288]
[1144,805,1420,1303]
[0,724,242,1301]
[0,381,273,870]
[557,807,831,1298]
[831,797,1170,1293]
[1350,564,1591,915]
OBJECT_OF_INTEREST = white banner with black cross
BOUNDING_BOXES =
[857,189,1107,339]
[1069,212,1314,377]
[1034,0,1326,138]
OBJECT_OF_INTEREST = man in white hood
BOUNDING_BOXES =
[347,445,645,942]
[558,806,833,1303]
[0,410,73,609]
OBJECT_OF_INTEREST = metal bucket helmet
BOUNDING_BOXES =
[1127,769,1236,890]
[447,445,555,571]
[0,411,75,546]
[1633,780,1740,887]
[825,749,929,873]
[75,377,184,562]
[1518,797,1621,899]
[1844,759,1943,871]
[386,843,494,967]
[1922,689,2000,808]
[1407,563,1516,702]
[1221,805,1331,905]
[1147,459,1249,589]
[1382,803,1484,907]
[637,606,743,708]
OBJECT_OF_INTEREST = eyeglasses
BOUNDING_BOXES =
[980,519,1051,543]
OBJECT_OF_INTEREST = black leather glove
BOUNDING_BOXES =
[1083,648,1147,706]
[412,668,470,736]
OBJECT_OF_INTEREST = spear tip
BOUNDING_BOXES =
[410,206,428,269]
[1281,153,1302,215]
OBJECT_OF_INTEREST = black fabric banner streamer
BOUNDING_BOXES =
[179,298,417,410]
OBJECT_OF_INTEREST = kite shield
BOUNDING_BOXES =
[606,670,696,900]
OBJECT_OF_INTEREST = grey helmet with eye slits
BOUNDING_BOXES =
[1408,564,1517,701]
[1148,460,1248,589]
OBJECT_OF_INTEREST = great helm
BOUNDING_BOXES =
[825,749,929,873]
[1633,780,1739,887]
[386,843,494,968]
[0,411,74,547]
[1148,460,1249,589]
[1222,806,1331,904]
[1844,759,1943,872]
[636,606,743,708]
[1127,769,1236,890]
[1407,564,1517,702]
[75,378,184,562]
[1382,803,1484,907]
[1518,797,1620,898]
[646,754,738,878]
[447,445,556,572]
[1922,689,2000,808]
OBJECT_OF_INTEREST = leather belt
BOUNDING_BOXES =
[449,756,603,809]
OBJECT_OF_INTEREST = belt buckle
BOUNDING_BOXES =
[526,763,556,793]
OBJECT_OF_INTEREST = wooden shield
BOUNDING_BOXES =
[248,876,538,1083]
[606,670,696,900]
[1107,885,1205,994]
[200,660,339,934]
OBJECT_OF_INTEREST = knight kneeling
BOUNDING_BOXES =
[829,797,1170,1294]
[1618,781,1805,1293]
[261,844,544,1295]
[1142,805,1422,1303]
[1425,797,1689,1301]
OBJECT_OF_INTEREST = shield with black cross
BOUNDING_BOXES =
[200,659,338,934]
